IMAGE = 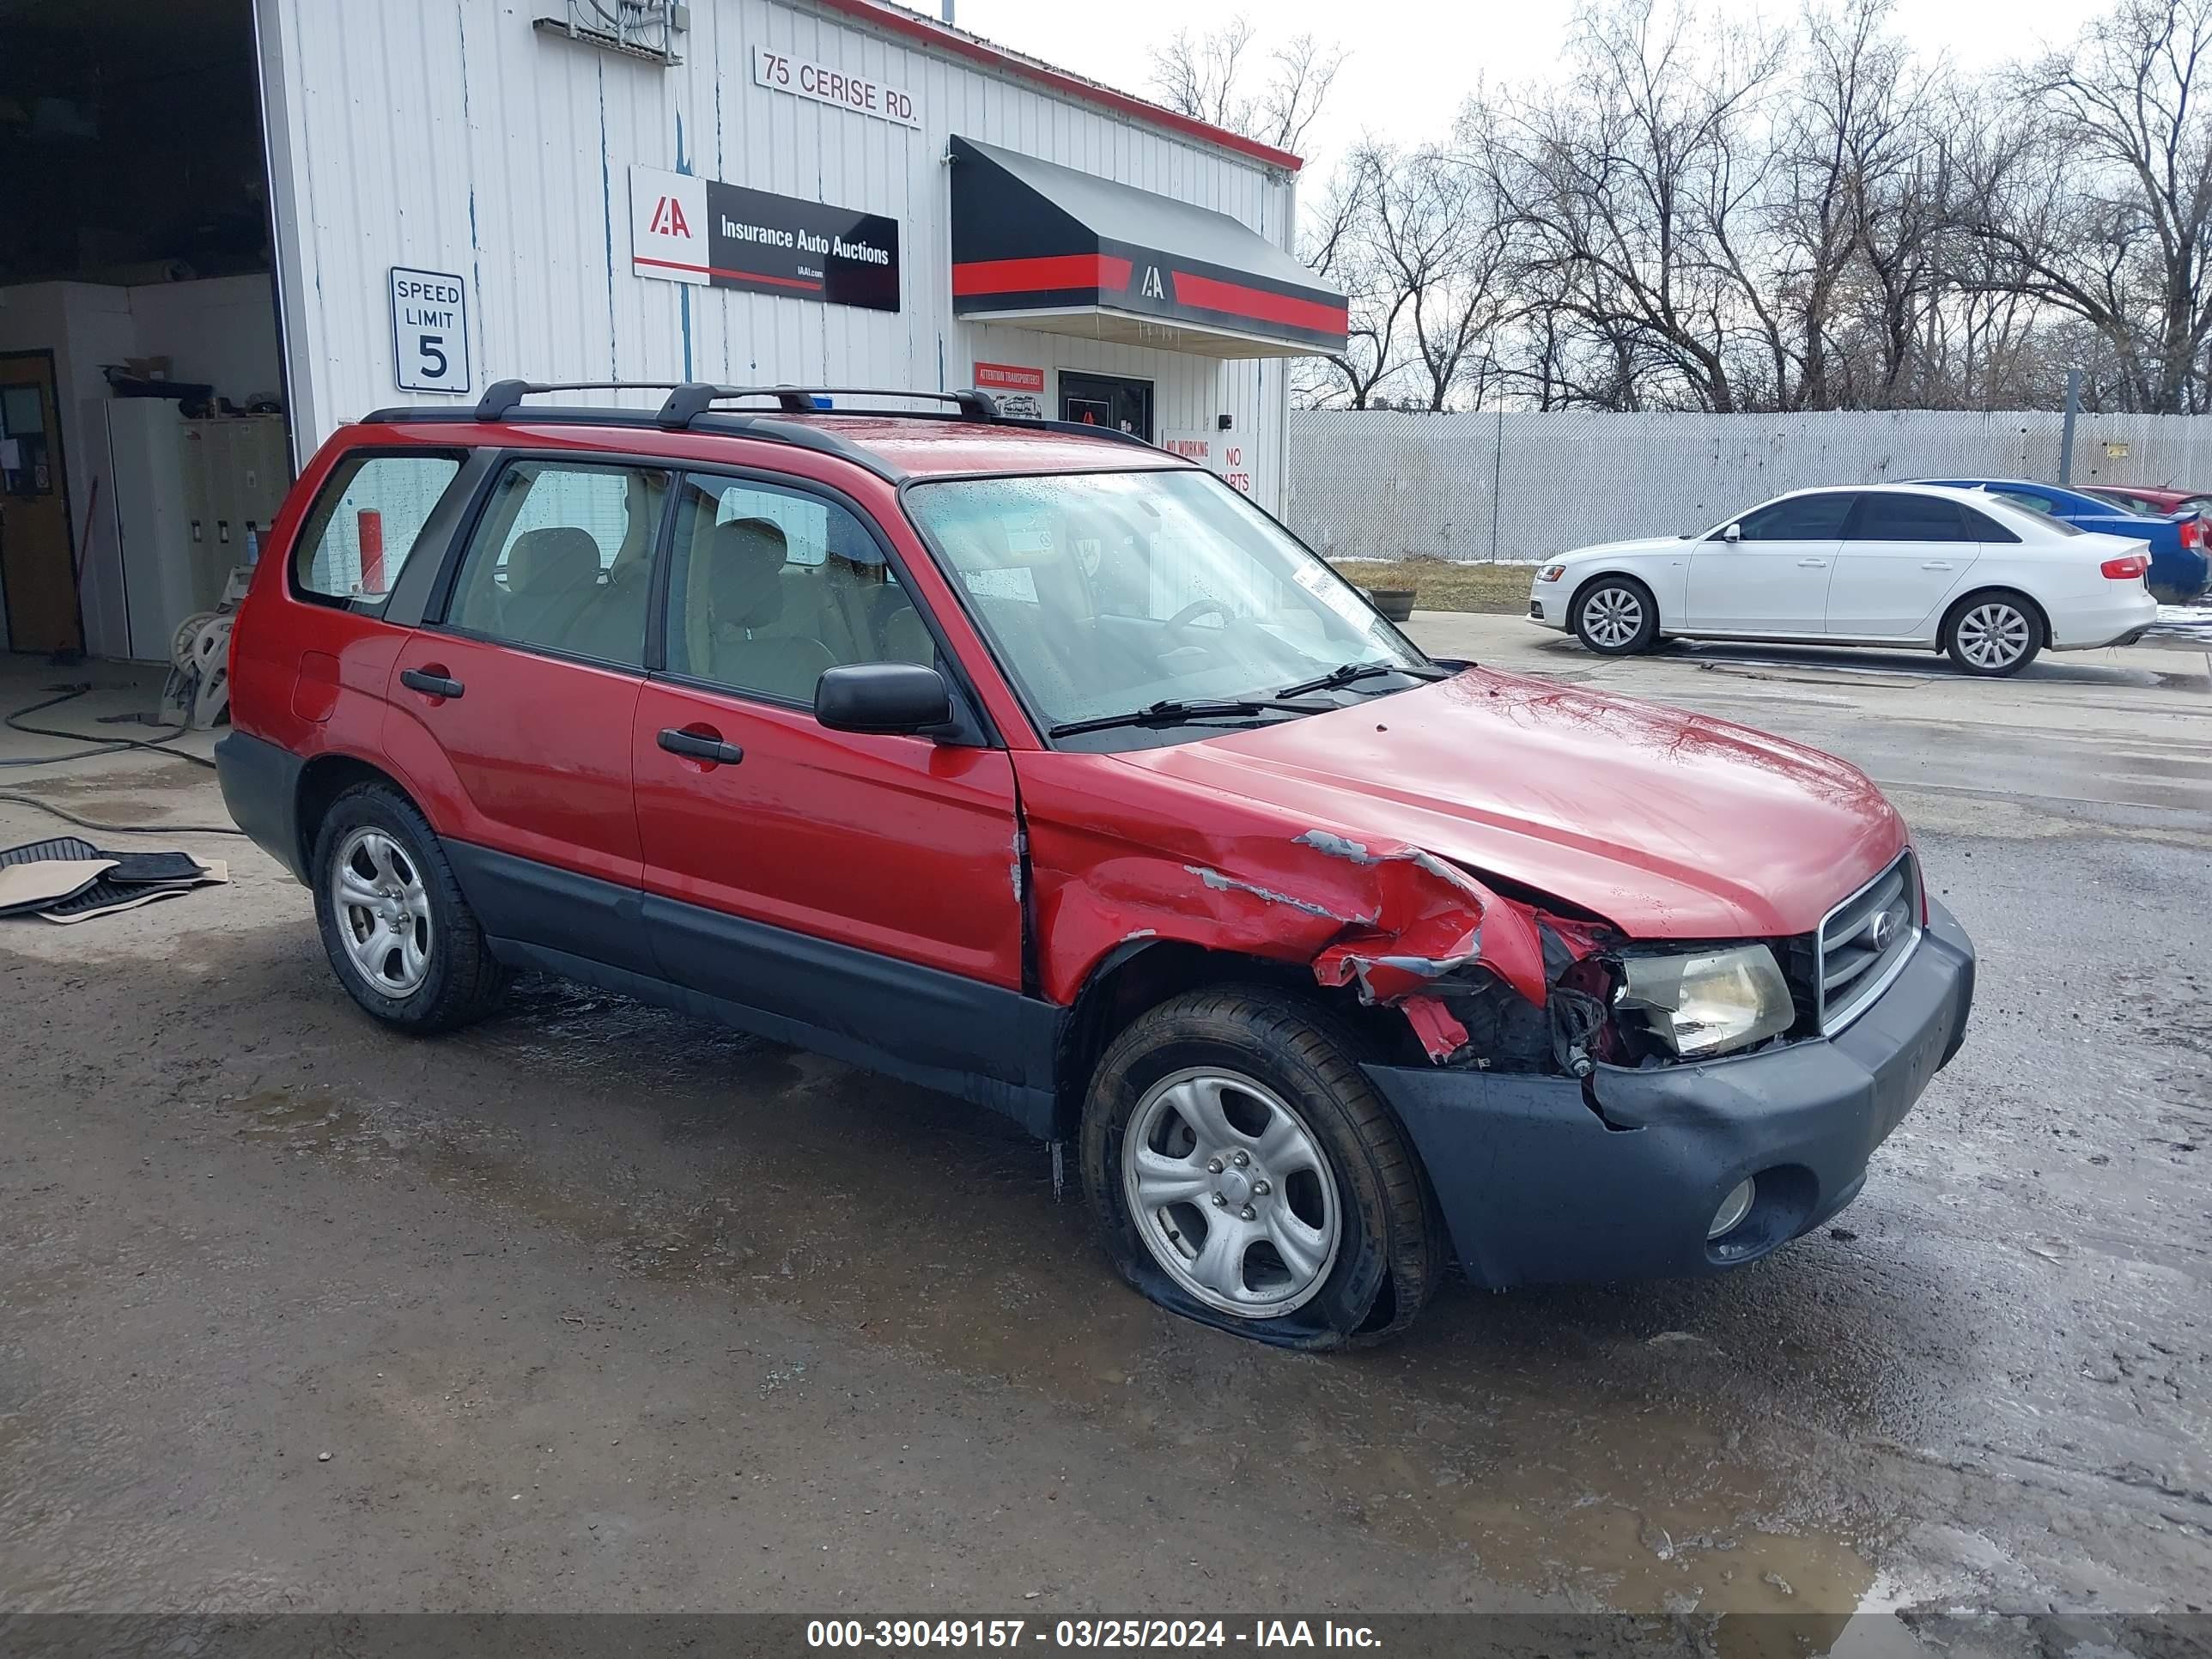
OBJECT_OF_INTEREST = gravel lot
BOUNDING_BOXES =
[1,623,2205,1628]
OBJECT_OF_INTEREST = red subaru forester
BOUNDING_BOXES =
[218,381,1974,1347]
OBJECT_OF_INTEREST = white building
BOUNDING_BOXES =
[0,0,1343,663]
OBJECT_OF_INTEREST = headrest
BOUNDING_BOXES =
[506,527,602,595]
[708,516,789,629]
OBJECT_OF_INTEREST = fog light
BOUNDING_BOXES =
[1708,1177,1756,1239]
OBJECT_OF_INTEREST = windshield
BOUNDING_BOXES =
[904,468,1429,736]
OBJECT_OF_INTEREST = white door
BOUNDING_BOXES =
[1826,492,1984,640]
[1686,491,1856,633]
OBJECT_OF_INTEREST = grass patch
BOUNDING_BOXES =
[1328,559,1534,616]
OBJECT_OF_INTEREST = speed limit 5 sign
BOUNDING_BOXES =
[388,266,471,394]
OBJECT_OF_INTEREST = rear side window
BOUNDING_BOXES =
[1847,494,1970,543]
[1957,506,2022,544]
[442,459,670,668]
[291,453,463,604]
[1734,493,1856,540]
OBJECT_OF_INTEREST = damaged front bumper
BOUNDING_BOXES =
[1364,897,1974,1289]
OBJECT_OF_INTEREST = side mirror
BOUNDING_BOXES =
[815,662,951,735]
[1723,521,1743,544]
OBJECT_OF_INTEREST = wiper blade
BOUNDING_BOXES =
[1048,697,1332,738]
[1274,659,1448,698]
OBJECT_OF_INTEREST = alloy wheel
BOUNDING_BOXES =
[331,828,433,996]
[1121,1067,1342,1318]
[1956,602,2031,670]
[1582,586,1644,648]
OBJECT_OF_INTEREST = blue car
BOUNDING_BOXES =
[1916,479,2211,605]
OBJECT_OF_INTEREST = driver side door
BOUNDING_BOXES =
[632,471,1032,1082]
[1686,490,1857,635]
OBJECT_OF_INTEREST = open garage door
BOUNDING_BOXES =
[0,0,290,660]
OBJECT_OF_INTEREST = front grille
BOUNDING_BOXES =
[1818,850,1920,1035]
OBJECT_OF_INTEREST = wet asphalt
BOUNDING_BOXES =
[0,630,2206,1626]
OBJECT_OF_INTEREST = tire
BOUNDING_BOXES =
[310,781,507,1032]
[1942,588,2043,677]
[1571,574,1661,655]
[1079,988,1443,1349]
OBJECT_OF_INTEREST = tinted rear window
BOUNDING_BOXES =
[1848,494,1970,542]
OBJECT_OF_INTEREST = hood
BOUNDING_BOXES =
[1113,669,1906,939]
[1562,534,1689,562]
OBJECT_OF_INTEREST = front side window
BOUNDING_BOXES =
[663,472,933,705]
[903,468,1425,735]
[444,459,668,667]
[292,452,462,604]
[1732,493,1856,541]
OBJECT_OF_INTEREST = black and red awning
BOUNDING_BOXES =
[949,137,1347,360]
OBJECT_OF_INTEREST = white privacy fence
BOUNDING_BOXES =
[1285,409,2212,563]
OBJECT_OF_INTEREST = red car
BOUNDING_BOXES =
[2082,484,2212,516]
[217,381,1975,1347]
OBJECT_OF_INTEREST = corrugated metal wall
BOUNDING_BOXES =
[254,0,1299,509]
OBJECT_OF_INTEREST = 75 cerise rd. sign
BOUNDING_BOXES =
[754,46,920,128]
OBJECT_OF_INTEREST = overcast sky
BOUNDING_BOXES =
[923,0,2101,171]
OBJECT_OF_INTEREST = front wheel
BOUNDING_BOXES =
[1079,988,1443,1348]
[1942,590,2043,676]
[1572,575,1660,655]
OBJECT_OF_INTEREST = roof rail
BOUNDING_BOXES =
[654,385,1002,427]
[475,379,696,421]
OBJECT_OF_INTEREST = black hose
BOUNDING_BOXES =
[0,790,248,837]
[3,685,217,771]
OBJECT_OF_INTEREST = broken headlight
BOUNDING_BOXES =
[1613,944,1794,1059]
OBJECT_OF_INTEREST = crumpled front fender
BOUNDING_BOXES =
[1030,802,1583,1063]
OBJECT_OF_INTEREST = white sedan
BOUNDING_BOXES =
[1528,483,2160,676]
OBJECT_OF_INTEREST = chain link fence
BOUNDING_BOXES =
[1285,409,2212,564]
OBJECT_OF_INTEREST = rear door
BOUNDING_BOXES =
[238,447,473,774]
[631,470,1033,1091]
[385,456,668,972]
[1826,492,1984,641]
[1686,491,1856,633]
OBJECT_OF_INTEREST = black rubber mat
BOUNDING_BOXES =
[39,875,198,923]
[0,836,101,867]
[99,851,209,884]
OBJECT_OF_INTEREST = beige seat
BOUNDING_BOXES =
[482,526,600,645]
[707,518,835,702]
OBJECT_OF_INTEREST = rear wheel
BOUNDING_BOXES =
[1079,988,1442,1348]
[311,783,507,1032]
[1572,575,1660,655]
[1942,589,2042,676]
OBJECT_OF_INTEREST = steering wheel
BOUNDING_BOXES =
[1164,598,1231,637]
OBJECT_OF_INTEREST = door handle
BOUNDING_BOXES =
[399,666,465,699]
[658,726,744,766]
[1920,560,1954,571]
[1796,558,1828,568]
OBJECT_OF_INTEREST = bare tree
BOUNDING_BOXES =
[1149,17,1346,155]
[1374,144,1513,410]
[1955,0,2212,410]
[1483,0,1786,412]
[1297,150,1413,407]
[1260,0,2212,414]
